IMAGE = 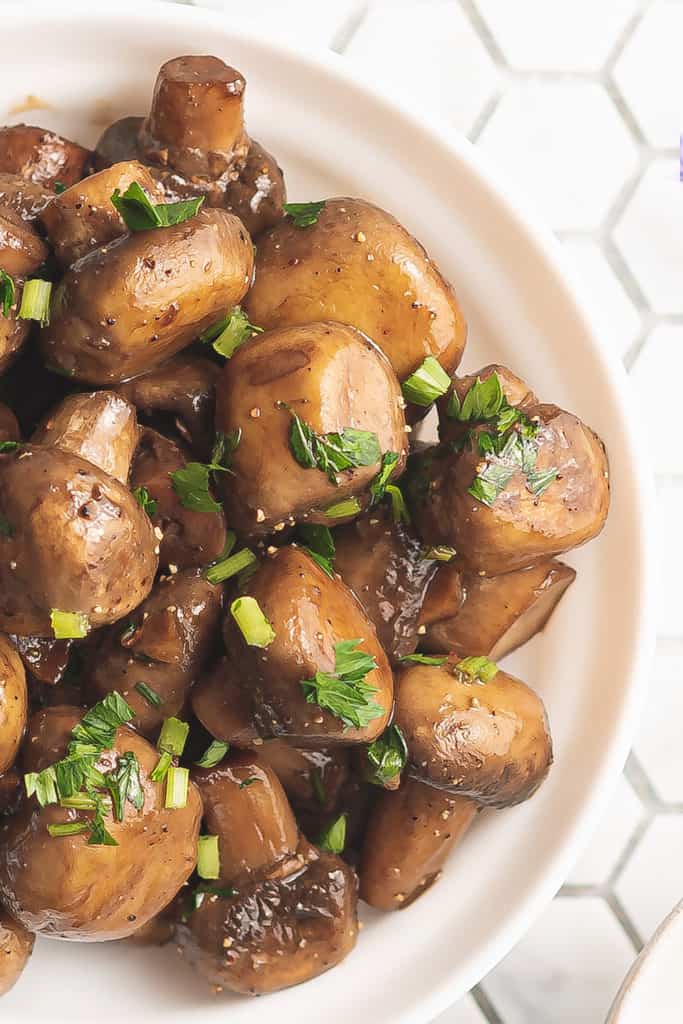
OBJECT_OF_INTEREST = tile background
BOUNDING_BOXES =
[169,1,678,1019]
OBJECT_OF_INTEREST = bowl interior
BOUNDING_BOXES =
[0,5,653,1023]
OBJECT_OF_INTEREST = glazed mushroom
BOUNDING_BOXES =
[93,115,285,237]
[41,160,162,267]
[32,390,139,484]
[419,559,576,659]
[138,56,249,181]
[409,402,609,576]
[0,704,201,940]
[119,354,220,459]
[0,402,19,443]
[394,658,552,807]
[9,634,72,687]
[192,752,300,883]
[0,173,53,222]
[0,635,27,775]
[40,207,254,384]
[222,545,394,744]
[437,363,536,447]
[86,568,223,737]
[0,207,48,375]
[191,657,259,747]
[0,907,34,996]
[243,197,467,392]
[0,429,157,634]
[0,124,90,187]
[129,428,227,570]
[214,321,407,534]
[360,779,477,910]
[0,206,48,278]
[177,750,358,994]
[333,505,438,663]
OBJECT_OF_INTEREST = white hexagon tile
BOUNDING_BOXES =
[161,1,674,1020]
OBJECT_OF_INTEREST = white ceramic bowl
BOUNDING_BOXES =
[608,902,683,1022]
[0,3,655,1023]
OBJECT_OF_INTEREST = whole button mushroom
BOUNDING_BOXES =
[394,658,552,808]
[0,705,202,940]
[86,568,223,737]
[214,321,407,535]
[176,751,358,994]
[40,207,254,385]
[244,197,467,391]
[0,392,157,636]
[222,545,394,745]
[360,779,477,911]
[41,160,163,267]
[129,429,226,570]
[32,390,139,484]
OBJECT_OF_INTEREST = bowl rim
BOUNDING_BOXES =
[607,900,683,1021]
[0,1,658,1019]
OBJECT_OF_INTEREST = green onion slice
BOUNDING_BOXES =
[230,597,275,648]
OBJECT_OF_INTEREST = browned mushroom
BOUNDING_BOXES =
[222,545,393,745]
[360,779,477,910]
[333,506,437,663]
[394,658,552,807]
[129,428,227,573]
[86,568,223,737]
[0,124,90,187]
[41,161,162,267]
[419,559,576,659]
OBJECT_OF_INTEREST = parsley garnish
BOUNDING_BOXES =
[0,441,19,454]
[211,429,241,471]
[24,693,139,847]
[106,751,144,821]
[0,515,14,537]
[455,656,499,683]
[283,200,325,228]
[447,372,507,423]
[281,404,380,485]
[301,639,384,729]
[0,270,15,317]
[170,462,223,512]
[297,523,336,578]
[366,724,407,787]
[468,427,557,507]
[200,307,263,359]
[111,181,204,231]
[132,485,157,518]
[369,451,399,506]
[317,813,346,854]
